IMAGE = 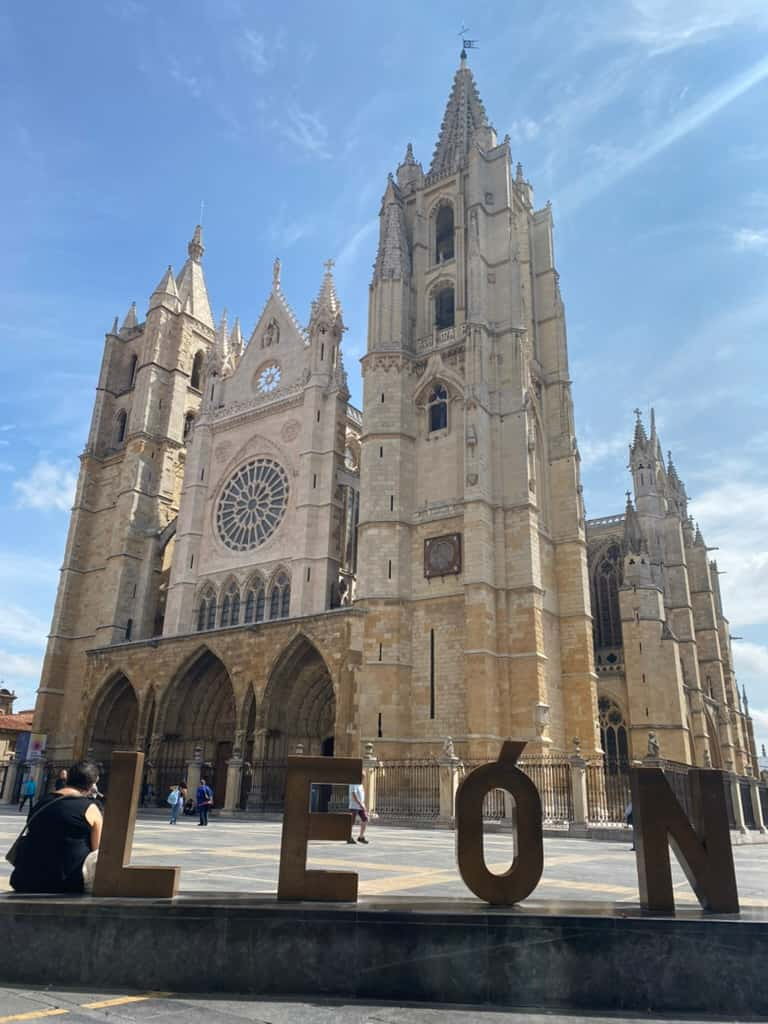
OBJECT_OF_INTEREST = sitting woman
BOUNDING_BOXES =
[10,760,103,894]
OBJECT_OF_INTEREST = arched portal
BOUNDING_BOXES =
[250,637,335,810]
[87,674,139,791]
[157,649,236,807]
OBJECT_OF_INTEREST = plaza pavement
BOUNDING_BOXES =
[1,807,766,1023]
[1,804,767,904]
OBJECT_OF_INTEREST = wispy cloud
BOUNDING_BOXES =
[267,203,315,247]
[281,103,331,160]
[733,227,768,251]
[578,431,628,467]
[13,460,77,513]
[240,30,271,74]
[168,56,204,100]
[510,119,541,144]
[335,220,378,274]
[0,604,48,649]
[0,649,42,682]
[559,52,768,212]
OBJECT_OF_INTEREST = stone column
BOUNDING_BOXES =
[1,757,19,804]
[224,751,244,812]
[749,778,767,834]
[730,773,747,835]
[186,746,203,799]
[362,742,378,818]
[438,737,462,825]
[569,749,589,836]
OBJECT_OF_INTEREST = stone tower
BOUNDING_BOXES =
[355,54,599,759]
[33,226,216,760]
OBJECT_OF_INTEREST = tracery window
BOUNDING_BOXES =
[183,412,195,440]
[190,350,204,391]
[434,286,455,330]
[244,578,266,624]
[269,572,290,620]
[598,696,629,767]
[435,204,454,263]
[428,384,448,433]
[592,543,622,648]
[220,582,240,627]
[196,589,216,632]
[216,458,289,552]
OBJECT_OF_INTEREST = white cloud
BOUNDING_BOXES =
[0,649,42,682]
[240,30,270,74]
[0,605,48,649]
[733,227,768,251]
[734,640,768,679]
[559,52,768,212]
[0,550,59,584]
[281,103,331,160]
[13,460,77,513]
[267,203,315,247]
[335,220,378,275]
[168,56,204,99]
[689,480,768,627]
[510,119,541,143]
[595,0,768,54]
[578,432,628,467]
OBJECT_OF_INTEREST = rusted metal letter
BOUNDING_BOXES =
[631,766,739,913]
[277,755,362,901]
[456,740,543,905]
[92,750,179,898]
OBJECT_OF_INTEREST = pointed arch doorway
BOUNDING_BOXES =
[157,649,236,807]
[250,636,336,810]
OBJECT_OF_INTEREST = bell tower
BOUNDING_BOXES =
[356,54,599,759]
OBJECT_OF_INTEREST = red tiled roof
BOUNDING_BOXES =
[0,712,34,732]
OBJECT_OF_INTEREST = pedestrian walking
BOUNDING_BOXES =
[624,800,635,851]
[196,778,213,826]
[167,784,184,824]
[347,781,369,844]
[18,776,36,814]
[54,768,68,791]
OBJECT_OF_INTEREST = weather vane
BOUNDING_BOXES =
[458,24,479,52]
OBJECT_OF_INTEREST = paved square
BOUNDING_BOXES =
[1,806,766,906]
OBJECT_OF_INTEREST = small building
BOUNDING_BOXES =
[0,687,34,762]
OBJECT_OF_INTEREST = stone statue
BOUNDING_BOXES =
[647,731,660,758]
[442,736,456,760]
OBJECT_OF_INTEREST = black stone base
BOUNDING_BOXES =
[2,894,766,1015]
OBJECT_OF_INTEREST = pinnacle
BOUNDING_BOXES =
[188,224,204,263]
[311,259,341,320]
[230,317,243,355]
[149,265,180,310]
[631,409,648,449]
[120,302,138,332]
[429,59,491,178]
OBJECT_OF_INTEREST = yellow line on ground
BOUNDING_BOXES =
[361,870,458,895]
[80,994,170,1009]
[0,1010,69,1023]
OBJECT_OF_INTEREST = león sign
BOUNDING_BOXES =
[93,744,739,914]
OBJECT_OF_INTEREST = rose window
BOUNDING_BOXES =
[257,363,281,393]
[216,458,289,551]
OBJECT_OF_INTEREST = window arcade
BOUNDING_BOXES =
[598,696,629,767]
[592,543,623,648]
[434,286,455,330]
[196,589,217,632]
[190,351,204,391]
[244,578,266,624]
[435,203,455,263]
[428,384,448,433]
[269,572,291,620]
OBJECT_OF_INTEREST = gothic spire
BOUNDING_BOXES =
[373,175,410,282]
[429,55,493,178]
[230,317,243,359]
[176,224,214,329]
[631,408,648,451]
[311,258,342,323]
[148,265,180,312]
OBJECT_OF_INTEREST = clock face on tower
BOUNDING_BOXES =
[424,533,462,578]
[256,362,281,394]
[216,458,289,551]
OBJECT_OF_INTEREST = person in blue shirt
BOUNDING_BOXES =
[196,778,213,826]
[18,776,36,815]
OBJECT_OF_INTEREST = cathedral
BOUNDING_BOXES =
[31,54,756,806]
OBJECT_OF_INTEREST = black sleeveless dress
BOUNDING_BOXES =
[10,794,93,893]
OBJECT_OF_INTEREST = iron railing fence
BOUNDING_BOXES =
[374,761,440,818]
[247,760,288,811]
[760,783,768,826]
[586,760,631,824]
[155,761,189,808]
[740,779,756,830]
[461,757,574,823]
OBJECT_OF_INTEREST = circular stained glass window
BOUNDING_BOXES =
[257,363,281,393]
[216,458,289,551]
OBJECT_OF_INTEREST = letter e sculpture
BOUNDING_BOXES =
[278,755,362,901]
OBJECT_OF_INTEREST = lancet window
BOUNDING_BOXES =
[428,384,448,433]
[114,410,128,446]
[269,572,291,620]
[435,204,454,263]
[220,582,240,628]
[592,543,623,648]
[190,351,204,391]
[598,696,629,767]
[196,588,217,632]
[434,286,455,330]
[244,577,266,624]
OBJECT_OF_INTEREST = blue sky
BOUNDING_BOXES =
[1,1,767,754]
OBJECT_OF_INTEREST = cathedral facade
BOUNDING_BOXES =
[31,56,755,804]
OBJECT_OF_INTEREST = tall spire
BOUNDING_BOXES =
[176,224,214,329]
[429,56,494,178]
[631,408,648,450]
[120,302,138,333]
[373,176,410,282]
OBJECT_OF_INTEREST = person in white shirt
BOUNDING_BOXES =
[347,782,369,844]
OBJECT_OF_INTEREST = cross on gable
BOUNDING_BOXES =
[323,258,335,273]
